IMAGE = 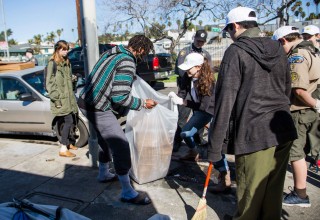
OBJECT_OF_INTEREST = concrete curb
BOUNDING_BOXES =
[163,82,177,88]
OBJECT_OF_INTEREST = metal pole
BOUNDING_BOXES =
[0,0,9,60]
[80,0,99,168]
[76,0,82,46]
[283,0,287,26]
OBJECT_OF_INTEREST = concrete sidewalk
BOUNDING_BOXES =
[0,139,319,220]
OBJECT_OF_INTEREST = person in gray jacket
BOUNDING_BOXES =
[207,7,297,219]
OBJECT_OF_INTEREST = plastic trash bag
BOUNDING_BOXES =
[125,76,178,184]
[0,198,90,220]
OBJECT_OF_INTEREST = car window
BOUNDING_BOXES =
[22,71,49,97]
[0,77,29,100]
[68,50,82,61]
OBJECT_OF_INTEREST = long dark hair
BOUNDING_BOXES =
[51,40,70,64]
[197,58,215,96]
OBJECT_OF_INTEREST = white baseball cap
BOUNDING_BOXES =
[178,53,204,71]
[302,25,320,35]
[272,26,300,40]
[223,7,257,30]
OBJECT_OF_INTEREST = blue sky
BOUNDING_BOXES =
[0,0,78,43]
[0,0,318,43]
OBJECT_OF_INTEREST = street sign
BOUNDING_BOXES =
[211,27,221,32]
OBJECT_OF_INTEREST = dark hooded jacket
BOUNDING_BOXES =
[207,28,297,162]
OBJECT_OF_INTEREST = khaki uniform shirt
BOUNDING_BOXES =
[289,40,320,111]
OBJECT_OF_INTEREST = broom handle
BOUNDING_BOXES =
[202,162,213,199]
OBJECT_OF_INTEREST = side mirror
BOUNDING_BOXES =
[19,92,36,101]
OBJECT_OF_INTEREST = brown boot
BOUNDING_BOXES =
[59,150,76,157]
[209,171,231,193]
[68,144,78,150]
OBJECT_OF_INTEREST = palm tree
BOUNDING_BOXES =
[314,0,320,16]
[294,11,300,20]
[56,29,63,40]
[33,34,42,45]
[306,2,310,16]
[28,39,34,44]
[47,31,56,43]
[198,20,203,28]
[176,19,181,32]
[33,34,42,54]
[0,29,13,41]
[8,39,18,45]
[71,28,75,41]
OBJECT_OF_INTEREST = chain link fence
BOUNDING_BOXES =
[173,39,233,70]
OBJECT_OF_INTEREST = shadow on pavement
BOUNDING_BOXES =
[165,151,237,219]
[0,164,158,220]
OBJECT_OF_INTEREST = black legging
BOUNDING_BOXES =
[59,113,74,146]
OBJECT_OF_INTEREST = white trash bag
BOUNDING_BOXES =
[0,198,90,220]
[125,76,178,184]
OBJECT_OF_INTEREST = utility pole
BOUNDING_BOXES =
[76,0,82,46]
[80,0,99,167]
[0,0,10,60]
[283,0,287,26]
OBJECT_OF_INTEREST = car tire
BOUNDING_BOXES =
[55,118,89,148]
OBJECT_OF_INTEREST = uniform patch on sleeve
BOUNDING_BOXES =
[180,50,186,56]
[288,56,304,64]
[291,72,299,82]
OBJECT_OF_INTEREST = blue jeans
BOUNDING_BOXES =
[181,110,212,149]
[181,111,229,172]
[214,154,229,172]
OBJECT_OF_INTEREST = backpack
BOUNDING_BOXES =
[44,60,57,92]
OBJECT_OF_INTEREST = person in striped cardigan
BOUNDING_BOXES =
[78,35,157,205]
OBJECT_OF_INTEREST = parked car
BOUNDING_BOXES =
[136,53,173,87]
[68,44,173,86]
[0,65,89,147]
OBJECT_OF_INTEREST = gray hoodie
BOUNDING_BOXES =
[207,28,297,162]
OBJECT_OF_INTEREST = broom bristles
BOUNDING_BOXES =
[191,198,207,220]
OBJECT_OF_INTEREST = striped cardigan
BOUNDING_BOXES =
[79,45,143,112]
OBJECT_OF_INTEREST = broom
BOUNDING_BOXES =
[191,162,213,220]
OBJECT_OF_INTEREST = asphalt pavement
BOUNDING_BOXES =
[0,82,319,220]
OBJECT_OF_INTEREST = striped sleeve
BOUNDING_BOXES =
[110,59,143,110]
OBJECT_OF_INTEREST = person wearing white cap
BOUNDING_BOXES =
[302,25,320,49]
[302,24,320,174]
[172,30,213,153]
[168,53,216,161]
[208,7,297,219]
[273,25,320,208]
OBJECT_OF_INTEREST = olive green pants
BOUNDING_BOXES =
[290,109,318,161]
[308,115,320,158]
[310,86,320,158]
[233,141,292,220]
